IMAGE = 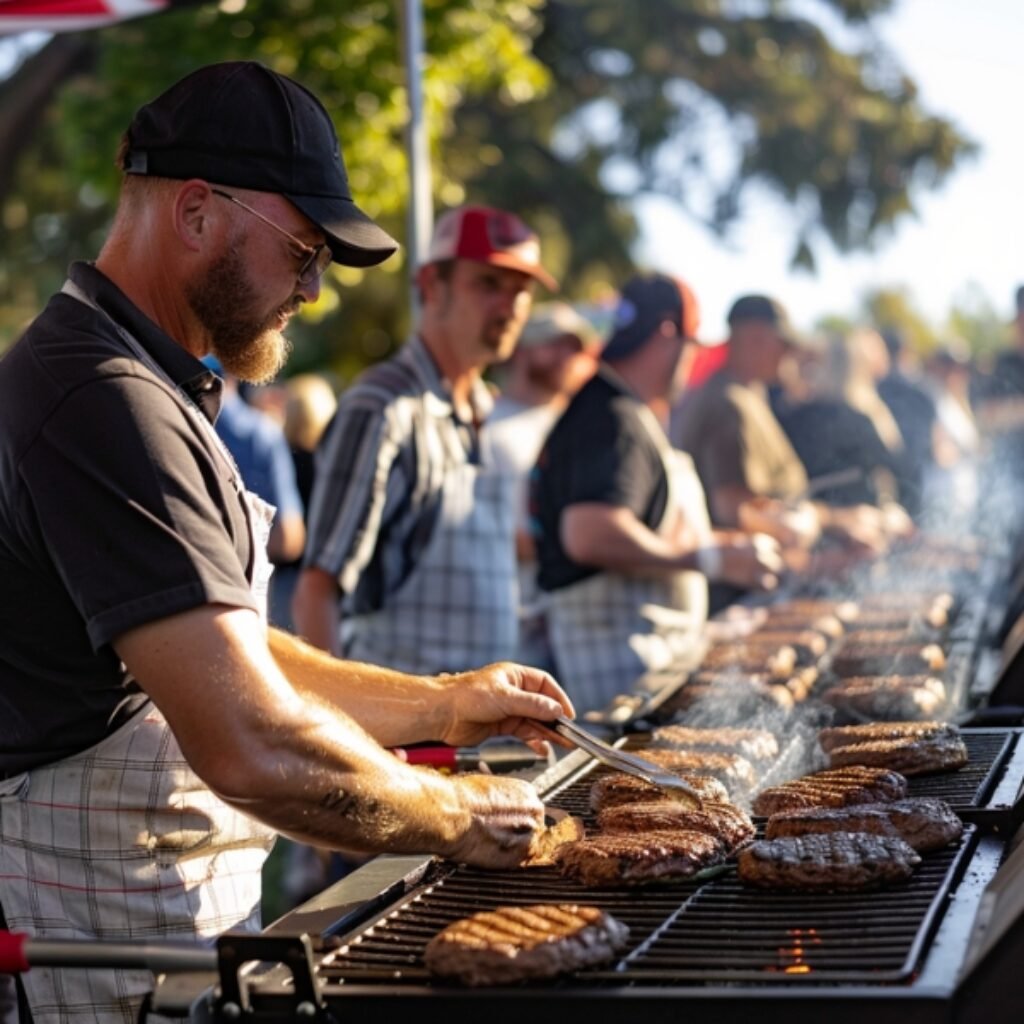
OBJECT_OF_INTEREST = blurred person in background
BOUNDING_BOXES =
[531,273,782,713]
[877,327,938,518]
[772,335,902,508]
[485,302,601,669]
[293,205,556,671]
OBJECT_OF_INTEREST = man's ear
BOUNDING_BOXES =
[173,180,217,254]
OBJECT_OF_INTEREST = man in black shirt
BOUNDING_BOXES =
[0,62,572,1022]
[531,272,782,713]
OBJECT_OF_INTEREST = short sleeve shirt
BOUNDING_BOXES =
[0,262,257,773]
[673,368,807,520]
[531,367,668,592]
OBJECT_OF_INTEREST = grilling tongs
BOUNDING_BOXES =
[541,716,704,808]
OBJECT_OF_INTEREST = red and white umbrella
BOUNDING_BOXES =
[0,0,191,35]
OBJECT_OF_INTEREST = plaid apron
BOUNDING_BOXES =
[547,409,710,714]
[342,462,519,674]
[0,282,278,1023]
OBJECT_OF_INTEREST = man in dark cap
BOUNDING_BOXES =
[531,273,782,713]
[0,63,571,1021]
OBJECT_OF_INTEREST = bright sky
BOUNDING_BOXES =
[637,0,1024,341]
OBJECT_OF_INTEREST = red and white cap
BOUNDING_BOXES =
[426,205,558,291]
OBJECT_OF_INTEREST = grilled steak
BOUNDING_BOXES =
[859,591,954,613]
[765,598,860,623]
[830,641,946,677]
[699,642,798,678]
[751,766,908,816]
[759,612,846,639]
[637,747,758,794]
[818,720,959,753]
[821,676,946,721]
[737,832,921,891]
[557,829,725,886]
[648,725,779,764]
[590,772,729,812]
[765,798,962,852]
[827,734,968,775]
[847,608,947,633]
[745,628,829,664]
[525,815,586,867]
[424,904,629,985]
[664,678,796,722]
[597,800,756,853]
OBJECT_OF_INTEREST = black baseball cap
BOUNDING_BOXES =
[726,293,805,345]
[602,272,702,361]
[122,61,399,268]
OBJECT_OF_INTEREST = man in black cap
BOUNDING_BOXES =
[0,63,571,1022]
[531,273,782,714]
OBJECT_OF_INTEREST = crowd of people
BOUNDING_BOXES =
[2,59,1024,1024]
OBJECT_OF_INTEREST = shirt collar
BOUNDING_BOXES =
[68,261,223,423]
[403,334,494,424]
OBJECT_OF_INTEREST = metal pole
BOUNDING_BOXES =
[398,0,433,319]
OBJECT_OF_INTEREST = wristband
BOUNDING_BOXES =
[695,545,723,580]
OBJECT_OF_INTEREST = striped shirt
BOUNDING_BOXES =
[303,335,494,615]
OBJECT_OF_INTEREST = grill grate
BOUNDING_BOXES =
[317,829,975,988]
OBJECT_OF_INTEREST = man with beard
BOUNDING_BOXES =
[293,205,558,674]
[0,64,573,1024]
[531,273,783,714]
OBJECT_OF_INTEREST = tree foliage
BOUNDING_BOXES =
[0,0,975,379]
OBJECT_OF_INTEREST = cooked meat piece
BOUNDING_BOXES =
[745,629,829,664]
[765,798,962,853]
[590,772,729,813]
[637,747,758,794]
[557,830,725,887]
[847,608,947,633]
[698,642,799,677]
[737,832,921,891]
[759,612,846,639]
[649,724,779,764]
[598,800,756,853]
[424,904,629,985]
[751,766,908,816]
[818,720,958,753]
[821,677,946,721]
[830,642,946,677]
[765,599,860,623]
[827,735,969,775]
[859,591,954,613]
[524,815,586,867]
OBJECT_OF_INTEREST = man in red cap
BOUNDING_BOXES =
[294,205,558,673]
[531,272,783,713]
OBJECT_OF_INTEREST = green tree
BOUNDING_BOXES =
[860,285,939,355]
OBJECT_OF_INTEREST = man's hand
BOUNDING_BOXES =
[443,774,546,869]
[436,662,575,754]
[823,503,891,555]
[709,531,784,591]
[738,497,821,550]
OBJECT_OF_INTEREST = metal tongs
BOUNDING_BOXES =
[541,716,703,807]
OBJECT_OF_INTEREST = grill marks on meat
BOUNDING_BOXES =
[821,676,946,720]
[698,642,798,678]
[597,800,756,853]
[818,721,959,753]
[765,798,963,853]
[751,766,908,816]
[827,734,969,776]
[557,830,725,887]
[737,832,921,891]
[635,747,758,794]
[649,725,779,765]
[590,772,729,812]
[423,904,629,985]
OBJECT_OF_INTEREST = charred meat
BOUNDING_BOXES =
[830,642,946,678]
[424,904,629,985]
[597,800,756,853]
[590,772,729,813]
[827,734,969,775]
[649,724,779,764]
[637,747,758,795]
[818,720,959,753]
[752,766,909,816]
[737,832,921,891]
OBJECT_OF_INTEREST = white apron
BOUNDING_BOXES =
[342,460,519,674]
[0,281,278,1023]
[547,406,711,714]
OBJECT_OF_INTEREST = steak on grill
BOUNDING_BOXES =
[649,724,779,764]
[557,829,725,886]
[759,612,846,638]
[423,904,629,985]
[638,747,758,795]
[765,598,860,623]
[737,832,921,891]
[765,797,962,853]
[818,720,959,752]
[597,800,756,853]
[827,734,969,776]
[751,766,909,816]
[590,772,729,813]
[746,628,829,664]
[699,642,798,678]
[821,676,946,721]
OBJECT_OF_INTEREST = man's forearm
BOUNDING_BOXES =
[291,566,341,652]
